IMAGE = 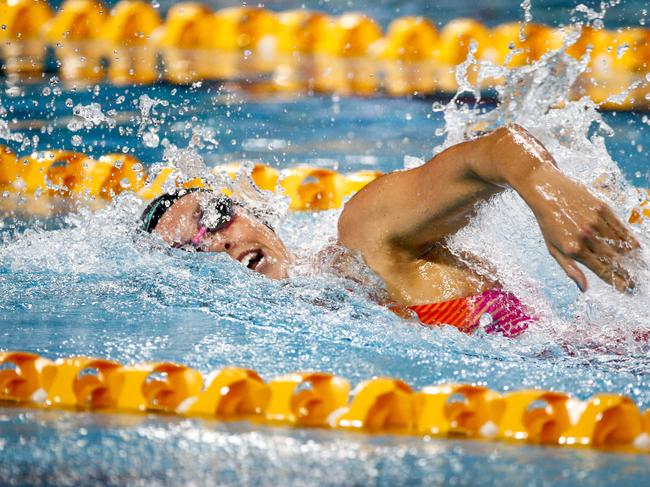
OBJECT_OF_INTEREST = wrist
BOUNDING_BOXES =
[511,164,561,213]
[481,124,557,189]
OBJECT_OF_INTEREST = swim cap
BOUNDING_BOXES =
[140,187,203,233]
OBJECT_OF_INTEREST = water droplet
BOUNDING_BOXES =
[71,135,82,146]
[120,178,131,189]
[431,102,446,112]
[142,131,160,148]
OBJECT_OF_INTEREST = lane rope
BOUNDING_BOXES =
[0,1,648,107]
[0,351,648,452]
[1,145,648,221]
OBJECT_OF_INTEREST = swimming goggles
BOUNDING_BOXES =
[141,187,273,246]
[190,194,234,247]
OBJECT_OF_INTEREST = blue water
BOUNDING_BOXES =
[1,407,648,486]
[1,75,649,485]
[2,0,650,485]
[4,82,650,185]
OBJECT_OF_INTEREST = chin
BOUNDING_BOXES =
[260,262,288,280]
[258,243,291,280]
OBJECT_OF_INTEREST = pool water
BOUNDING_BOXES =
[2,2,650,486]
[1,407,648,486]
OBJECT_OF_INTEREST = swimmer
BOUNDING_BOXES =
[141,124,641,337]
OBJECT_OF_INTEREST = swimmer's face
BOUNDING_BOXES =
[154,193,292,279]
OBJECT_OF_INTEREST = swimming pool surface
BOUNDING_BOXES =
[1,1,650,486]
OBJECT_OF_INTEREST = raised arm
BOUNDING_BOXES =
[338,124,640,292]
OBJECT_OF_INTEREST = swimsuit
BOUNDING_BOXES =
[407,289,535,338]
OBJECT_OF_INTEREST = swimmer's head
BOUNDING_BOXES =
[140,189,292,279]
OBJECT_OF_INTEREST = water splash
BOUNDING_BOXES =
[0,118,23,143]
[520,0,533,41]
[434,36,650,350]
[0,13,648,420]
[0,5,649,484]
[67,102,116,132]
[137,94,168,148]
[573,1,621,29]
[0,98,23,143]
[605,78,646,105]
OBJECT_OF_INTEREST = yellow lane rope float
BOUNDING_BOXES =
[0,1,648,107]
[0,351,649,452]
[1,145,649,222]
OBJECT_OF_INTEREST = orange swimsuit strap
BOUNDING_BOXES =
[407,289,535,338]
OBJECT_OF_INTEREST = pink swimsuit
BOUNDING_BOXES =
[407,289,535,338]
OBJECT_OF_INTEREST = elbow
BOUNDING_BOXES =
[495,123,543,148]
[503,122,526,133]
[493,123,557,166]
[493,123,527,144]
[473,125,526,169]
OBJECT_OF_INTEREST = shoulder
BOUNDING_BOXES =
[337,175,378,250]
[337,171,404,252]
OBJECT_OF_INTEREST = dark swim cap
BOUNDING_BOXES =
[139,187,203,233]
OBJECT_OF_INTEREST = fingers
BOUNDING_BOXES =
[567,230,636,292]
[597,205,641,253]
[549,234,635,293]
[590,207,640,292]
[548,244,588,292]
[582,247,634,293]
[539,182,642,293]
[565,202,640,292]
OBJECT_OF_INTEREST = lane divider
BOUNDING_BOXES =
[0,1,648,107]
[0,351,648,452]
[0,145,381,211]
[1,145,648,222]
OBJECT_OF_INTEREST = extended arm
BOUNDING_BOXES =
[338,124,640,292]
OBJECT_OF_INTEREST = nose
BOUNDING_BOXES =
[199,231,234,254]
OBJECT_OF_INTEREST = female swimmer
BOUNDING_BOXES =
[140,124,641,337]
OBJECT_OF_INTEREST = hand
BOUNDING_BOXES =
[528,168,641,293]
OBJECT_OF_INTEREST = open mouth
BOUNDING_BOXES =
[239,249,265,271]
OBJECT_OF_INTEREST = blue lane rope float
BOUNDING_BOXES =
[0,351,649,452]
[0,1,648,107]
